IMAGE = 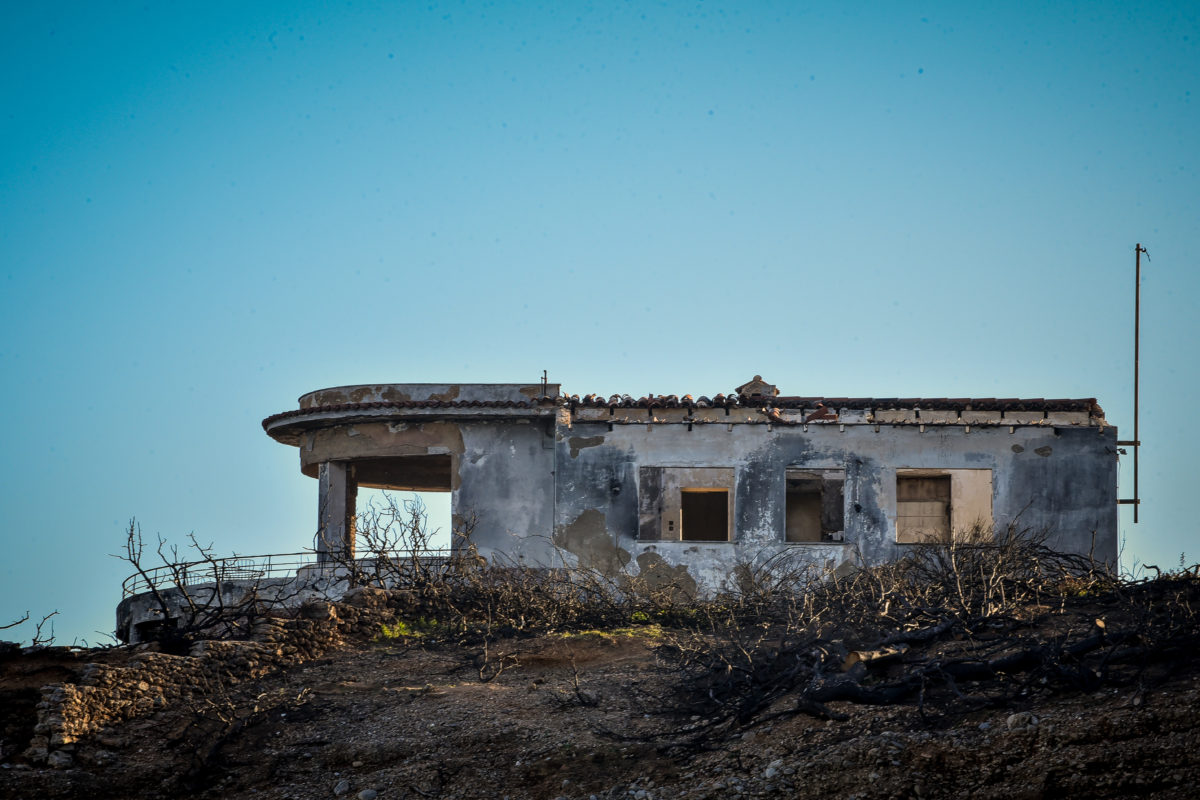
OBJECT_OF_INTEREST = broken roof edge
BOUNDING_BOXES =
[263,394,1103,431]
[262,381,1106,442]
[564,394,1103,415]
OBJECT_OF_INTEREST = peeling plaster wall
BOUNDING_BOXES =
[455,419,557,563]
[550,421,1118,592]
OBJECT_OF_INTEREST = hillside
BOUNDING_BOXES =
[3,547,1200,799]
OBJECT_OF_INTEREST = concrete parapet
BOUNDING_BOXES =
[298,382,556,409]
[873,409,916,424]
[918,408,959,425]
[1003,411,1046,424]
[961,410,1003,424]
[1045,411,1092,425]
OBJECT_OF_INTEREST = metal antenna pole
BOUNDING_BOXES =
[1119,244,1145,521]
[1133,244,1144,523]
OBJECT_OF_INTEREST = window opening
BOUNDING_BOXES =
[680,489,730,542]
[785,469,845,543]
[356,488,452,552]
[350,455,454,553]
[638,466,734,542]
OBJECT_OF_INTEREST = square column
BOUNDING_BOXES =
[317,461,357,563]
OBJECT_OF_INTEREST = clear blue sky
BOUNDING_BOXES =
[2,2,1196,645]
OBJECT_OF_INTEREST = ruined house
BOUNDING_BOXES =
[117,376,1119,640]
[259,377,1119,592]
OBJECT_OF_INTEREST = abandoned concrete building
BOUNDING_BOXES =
[260,377,1119,590]
[117,376,1120,641]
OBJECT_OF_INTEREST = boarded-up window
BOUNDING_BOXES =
[681,489,730,541]
[895,469,994,543]
[896,475,951,543]
[785,469,845,543]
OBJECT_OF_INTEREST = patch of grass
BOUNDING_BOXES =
[377,616,440,640]
[556,624,664,640]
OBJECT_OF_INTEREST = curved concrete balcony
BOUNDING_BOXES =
[263,382,559,446]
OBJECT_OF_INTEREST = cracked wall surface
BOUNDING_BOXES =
[548,420,1117,593]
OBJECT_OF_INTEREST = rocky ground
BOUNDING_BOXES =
[3,613,1200,800]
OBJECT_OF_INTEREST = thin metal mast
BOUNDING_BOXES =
[1119,245,1146,521]
[1133,244,1144,523]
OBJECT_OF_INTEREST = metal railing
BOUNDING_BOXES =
[121,549,456,597]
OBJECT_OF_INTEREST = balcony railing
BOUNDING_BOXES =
[121,549,455,597]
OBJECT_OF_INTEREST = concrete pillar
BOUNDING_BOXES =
[317,461,357,563]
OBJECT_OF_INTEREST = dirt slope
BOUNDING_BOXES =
[3,615,1200,800]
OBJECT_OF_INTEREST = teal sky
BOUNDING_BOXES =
[2,2,1196,645]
